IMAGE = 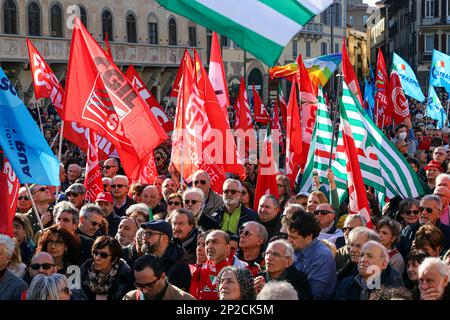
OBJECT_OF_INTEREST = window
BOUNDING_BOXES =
[102,10,113,41]
[50,4,63,37]
[78,6,87,27]
[335,43,339,54]
[447,34,450,54]
[349,15,354,27]
[206,28,212,62]
[188,25,196,47]
[3,0,17,34]
[334,3,342,27]
[221,35,229,48]
[425,35,434,53]
[149,22,158,44]
[292,40,298,59]
[28,1,41,36]
[363,15,368,25]
[425,0,434,18]
[126,13,137,43]
[168,18,177,45]
[306,41,311,57]
[321,42,328,55]
[321,8,329,25]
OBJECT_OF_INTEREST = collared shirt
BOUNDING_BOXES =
[294,238,337,300]
[221,205,241,234]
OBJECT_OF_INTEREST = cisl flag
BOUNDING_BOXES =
[64,17,168,180]
[126,64,173,133]
[252,85,270,124]
[0,152,19,237]
[84,130,104,202]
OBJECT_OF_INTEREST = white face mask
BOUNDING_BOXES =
[399,132,407,141]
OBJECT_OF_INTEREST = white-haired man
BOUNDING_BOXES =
[111,175,136,217]
[335,214,367,271]
[182,188,218,231]
[336,240,403,300]
[77,204,105,240]
[0,234,28,300]
[235,221,267,276]
[418,257,450,300]
[191,170,224,217]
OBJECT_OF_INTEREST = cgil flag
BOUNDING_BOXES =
[252,85,270,124]
[426,85,446,129]
[0,67,60,186]
[430,49,450,94]
[84,130,104,202]
[155,0,333,66]
[392,52,425,102]
[0,152,20,237]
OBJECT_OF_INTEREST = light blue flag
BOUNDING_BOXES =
[429,50,450,94]
[0,67,60,186]
[364,78,375,120]
[392,52,425,102]
[426,85,446,129]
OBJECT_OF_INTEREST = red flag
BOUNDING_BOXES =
[126,64,174,133]
[235,77,256,160]
[104,33,113,59]
[0,153,20,237]
[253,127,279,211]
[26,38,114,160]
[285,78,302,188]
[252,85,270,124]
[64,17,168,180]
[389,71,410,125]
[375,48,393,128]
[297,55,317,170]
[170,49,194,98]
[137,151,158,185]
[342,39,363,106]
[209,32,230,123]
[84,130,104,202]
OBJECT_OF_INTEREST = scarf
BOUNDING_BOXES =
[85,260,120,295]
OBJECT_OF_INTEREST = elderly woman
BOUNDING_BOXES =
[376,218,405,274]
[0,234,28,300]
[80,236,133,300]
[217,266,256,300]
[37,226,80,274]
[398,198,420,227]
[166,193,183,218]
[27,273,71,300]
[417,257,450,300]
[126,203,150,225]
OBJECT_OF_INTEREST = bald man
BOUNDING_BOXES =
[67,163,82,184]
[315,203,345,249]
[435,186,450,226]
[142,185,166,220]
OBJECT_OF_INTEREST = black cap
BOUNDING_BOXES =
[140,220,172,238]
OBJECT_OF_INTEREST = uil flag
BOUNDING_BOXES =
[252,85,270,124]
[84,130,104,202]
[342,38,363,105]
[427,85,446,129]
[389,71,410,124]
[126,65,174,133]
[171,49,194,98]
[285,77,302,188]
[430,50,450,94]
[26,39,114,160]
[0,153,20,237]
[64,17,168,180]
[209,32,230,122]
[392,52,425,102]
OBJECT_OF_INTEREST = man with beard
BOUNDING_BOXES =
[162,178,178,202]
[140,220,191,291]
[214,179,257,236]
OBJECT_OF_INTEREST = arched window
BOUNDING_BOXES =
[148,14,158,44]
[50,3,63,37]
[78,5,87,27]
[3,0,18,34]
[188,22,196,47]
[168,18,177,45]
[28,1,41,36]
[126,13,137,43]
[102,9,113,41]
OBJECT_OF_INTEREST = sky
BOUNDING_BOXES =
[363,0,379,6]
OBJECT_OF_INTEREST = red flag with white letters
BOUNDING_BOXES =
[0,152,19,237]
[252,85,270,124]
[389,70,410,125]
[375,48,393,128]
[84,130,104,202]
[170,49,194,98]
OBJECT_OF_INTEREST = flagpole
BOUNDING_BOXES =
[328,73,343,168]
[381,114,386,132]
[446,100,450,126]
[25,183,45,233]
[54,121,65,204]
[36,101,44,133]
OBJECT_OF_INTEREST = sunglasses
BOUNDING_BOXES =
[405,210,419,216]
[313,210,333,216]
[30,263,55,270]
[90,220,103,228]
[111,184,126,189]
[419,207,434,213]
[103,165,116,170]
[193,180,207,185]
[168,201,181,206]
[103,184,110,189]
[223,189,239,195]
[59,287,70,295]
[184,199,199,205]
[342,227,354,233]
[34,187,48,194]
[134,277,160,290]
[155,157,162,161]
[67,192,80,197]
[239,229,254,237]
[92,250,111,259]
[18,196,30,201]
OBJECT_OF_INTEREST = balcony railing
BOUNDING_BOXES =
[421,17,441,25]
[0,34,203,66]
[299,22,325,35]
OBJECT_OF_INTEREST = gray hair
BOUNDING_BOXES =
[27,273,69,300]
[112,175,129,185]
[182,187,205,203]
[361,240,389,263]
[419,257,450,279]
[53,201,79,224]
[268,239,294,260]
[243,221,268,245]
[66,183,86,195]
[126,203,149,216]
[349,227,381,244]
[436,173,450,186]
[0,234,15,258]
[345,214,367,227]
[260,194,280,208]
[223,179,243,192]
[421,195,443,210]
[80,203,103,219]
[257,281,298,300]
[102,177,112,184]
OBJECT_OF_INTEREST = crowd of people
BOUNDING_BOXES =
[1,88,450,301]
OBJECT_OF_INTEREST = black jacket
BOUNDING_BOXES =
[160,241,192,292]
[257,214,283,241]
[259,265,312,300]
[397,222,421,259]
[121,243,141,270]
[106,213,121,238]
[173,228,198,264]
[197,212,220,231]
[213,204,257,236]
[114,196,136,217]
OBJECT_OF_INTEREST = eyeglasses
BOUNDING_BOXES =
[103,165,116,170]
[342,227,354,233]
[18,196,30,201]
[193,180,207,185]
[90,220,103,228]
[92,250,111,259]
[239,229,254,237]
[168,201,181,206]
[143,231,163,238]
[184,199,199,205]
[155,157,162,161]
[103,184,110,189]
[66,192,80,197]
[111,184,126,189]
[405,210,419,216]
[30,263,55,270]
[134,277,160,290]
[264,251,286,259]
[313,209,333,216]
[34,187,48,194]
[47,240,64,247]
[241,191,247,196]
[419,207,434,214]
[223,189,239,195]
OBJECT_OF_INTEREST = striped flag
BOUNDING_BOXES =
[303,53,342,94]
[155,0,333,66]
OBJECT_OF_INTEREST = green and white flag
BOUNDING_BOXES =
[155,0,334,66]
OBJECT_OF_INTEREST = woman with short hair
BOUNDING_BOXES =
[27,273,71,300]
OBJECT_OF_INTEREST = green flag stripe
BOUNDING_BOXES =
[258,0,314,26]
